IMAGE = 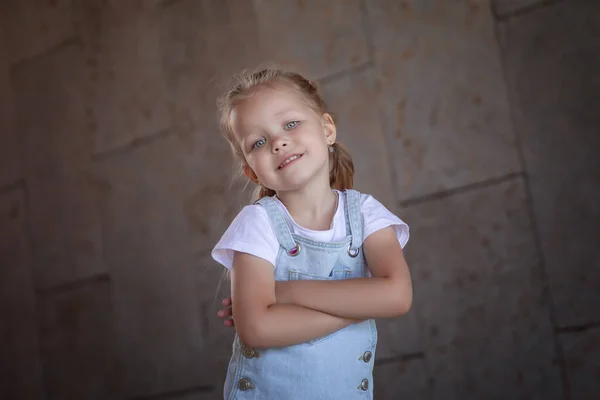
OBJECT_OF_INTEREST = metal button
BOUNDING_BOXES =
[347,245,359,258]
[358,379,369,392]
[361,351,372,363]
[242,343,258,358]
[238,378,254,391]
[358,378,369,391]
[288,243,301,256]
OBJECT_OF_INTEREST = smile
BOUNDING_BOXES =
[278,154,303,169]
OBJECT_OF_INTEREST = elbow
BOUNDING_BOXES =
[389,282,413,317]
[237,324,267,349]
[396,294,413,316]
[236,304,278,348]
[391,296,412,317]
[237,313,276,348]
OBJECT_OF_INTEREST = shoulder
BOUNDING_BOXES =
[218,203,275,240]
[357,192,410,248]
[211,204,279,270]
[232,203,273,229]
[358,192,390,213]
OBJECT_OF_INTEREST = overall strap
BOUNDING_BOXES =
[255,196,297,253]
[343,192,351,237]
[344,189,363,250]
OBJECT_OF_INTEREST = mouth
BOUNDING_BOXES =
[277,154,303,170]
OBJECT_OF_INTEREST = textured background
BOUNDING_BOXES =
[1,0,598,399]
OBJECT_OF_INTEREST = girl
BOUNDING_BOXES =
[211,66,412,399]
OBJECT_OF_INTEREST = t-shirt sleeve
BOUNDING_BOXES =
[361,194,410,248]
[211,205,279,270]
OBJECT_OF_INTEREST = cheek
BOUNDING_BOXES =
[299,124,327,145]
[251,153,270,169]
[310,130,329,150]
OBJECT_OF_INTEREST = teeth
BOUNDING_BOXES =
[279,155,301,168]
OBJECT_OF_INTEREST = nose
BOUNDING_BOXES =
[271,138,288,153]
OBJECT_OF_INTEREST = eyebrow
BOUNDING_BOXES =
[274,108,296,117]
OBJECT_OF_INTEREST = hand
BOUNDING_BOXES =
[217,297,234,328]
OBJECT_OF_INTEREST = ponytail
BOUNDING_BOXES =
[329,142,354,190]
[251,184,276,203]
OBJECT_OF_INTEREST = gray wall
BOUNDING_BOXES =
[1,0,598,399]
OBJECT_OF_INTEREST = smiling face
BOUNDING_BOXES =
[231,85,336,194]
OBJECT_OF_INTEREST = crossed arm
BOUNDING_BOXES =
[223,226,413,349]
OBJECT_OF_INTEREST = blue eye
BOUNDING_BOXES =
[284,121,299,130]
[252,138,266,149]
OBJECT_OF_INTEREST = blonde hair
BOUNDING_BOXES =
[217,65,354,202]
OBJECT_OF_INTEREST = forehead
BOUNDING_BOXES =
[232,86,312,128]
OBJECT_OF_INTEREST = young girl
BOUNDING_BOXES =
[211,66,412,399]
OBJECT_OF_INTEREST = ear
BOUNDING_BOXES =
[242,164,259,184]
[322,113,337,145]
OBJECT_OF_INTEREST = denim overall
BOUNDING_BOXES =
[224,190,378,400]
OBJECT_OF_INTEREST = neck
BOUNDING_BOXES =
[276,179,337,231]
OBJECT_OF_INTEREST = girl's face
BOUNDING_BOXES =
[232,86,336,193]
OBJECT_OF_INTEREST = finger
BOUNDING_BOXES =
[217,307,233,318]
[224,319,235,327]
[222,298,232,306]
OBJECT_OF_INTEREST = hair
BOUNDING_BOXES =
[216,65,355,202]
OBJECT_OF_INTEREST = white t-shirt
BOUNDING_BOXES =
[211,190,410,270]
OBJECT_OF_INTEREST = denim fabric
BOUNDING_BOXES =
[224,190,377,400]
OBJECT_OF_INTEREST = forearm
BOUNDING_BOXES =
[283,277,412,319]
[241,304,358,348]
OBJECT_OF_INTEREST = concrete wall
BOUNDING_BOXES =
[0,0,598,399]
